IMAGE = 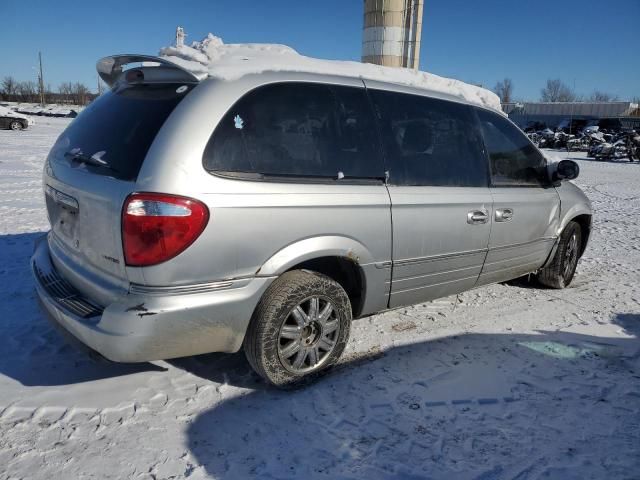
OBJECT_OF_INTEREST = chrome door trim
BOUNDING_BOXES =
[391,272,481,294]
[394,247,489,267]
[392,263,481,283]
[490,236,556,252]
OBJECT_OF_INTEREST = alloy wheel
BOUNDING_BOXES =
[277,296,340,374]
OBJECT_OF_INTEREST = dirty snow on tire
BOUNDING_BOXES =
[1,121,639,479]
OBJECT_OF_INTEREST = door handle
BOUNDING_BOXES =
[495,208,514,222]
[467,210,489,225]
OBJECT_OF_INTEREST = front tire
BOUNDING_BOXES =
[244,270,352,387]
[537,221,582,289]
[9,120,23,131]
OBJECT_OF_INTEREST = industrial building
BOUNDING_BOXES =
[362,0,424,69]
[503,101,640,132]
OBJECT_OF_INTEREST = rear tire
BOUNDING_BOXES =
[244,270,352,387]
[537,221,582,289]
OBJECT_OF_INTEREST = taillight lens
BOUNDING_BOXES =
[122,193,209,267]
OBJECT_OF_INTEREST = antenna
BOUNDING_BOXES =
[176,26,186,48]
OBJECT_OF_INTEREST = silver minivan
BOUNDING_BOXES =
[32,55,592,386]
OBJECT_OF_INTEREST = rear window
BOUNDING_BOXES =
[50,83,192,181]
[203,82,385,181]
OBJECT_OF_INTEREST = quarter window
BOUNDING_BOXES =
[369,90,488,187]
[203,83,384,180]
[476,109,548,187]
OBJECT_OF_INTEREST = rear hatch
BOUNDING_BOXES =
[44,82,194,297]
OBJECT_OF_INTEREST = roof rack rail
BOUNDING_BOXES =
[96,54,204,87]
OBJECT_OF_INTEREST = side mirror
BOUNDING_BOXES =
[554,159,579,181]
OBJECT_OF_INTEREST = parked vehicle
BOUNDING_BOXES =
[526,131,539,144]
[16,105,45,116]
[589,130,638,161]
[566,134,588,152]
[569,127,603,152]
[41,106,79,118]
[15,104,80,118]
[537,128,557,148]
[553,131,571,149]
[628,130,640,161]
[32,55,593,386]
[0,106,34,130]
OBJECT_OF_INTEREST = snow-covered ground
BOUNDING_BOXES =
[0,120,639,479]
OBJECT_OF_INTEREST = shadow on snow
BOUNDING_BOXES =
[2,233,640,477]
[0,232,164,387]
[184,315,640,479]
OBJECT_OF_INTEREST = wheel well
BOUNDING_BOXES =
[572,214,592,257]
[287,256,365,318]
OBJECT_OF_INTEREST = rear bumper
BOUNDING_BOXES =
[31,234,274,362]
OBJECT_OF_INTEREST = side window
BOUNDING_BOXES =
[369,90,487,187]
[476,109,548,187]
[203,83,384,180]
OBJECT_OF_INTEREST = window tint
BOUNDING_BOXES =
[203,83,384,180]
[476,109,548,187]
[50,83,192,181]
[369,90,487,187]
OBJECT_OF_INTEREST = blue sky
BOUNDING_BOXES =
[1,0,638,100]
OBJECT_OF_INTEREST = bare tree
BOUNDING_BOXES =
[540,79,576,102]
[1,75,97,104]
[493,78,514,103]
[17,81,38,102]
[1,76,17,99]
[58,82,74,103]
[72,82,90,105]
[589,90,619,102]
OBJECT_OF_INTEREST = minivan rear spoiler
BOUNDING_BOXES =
[96,54,204,87]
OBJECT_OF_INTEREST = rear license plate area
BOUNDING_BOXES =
[45,185,80,245]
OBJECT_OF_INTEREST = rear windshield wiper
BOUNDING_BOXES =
[64,150,121,174]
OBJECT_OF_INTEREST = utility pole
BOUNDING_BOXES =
[38,52,45,107]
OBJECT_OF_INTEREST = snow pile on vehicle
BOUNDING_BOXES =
[0,105,29,121]
[159,33,503,113]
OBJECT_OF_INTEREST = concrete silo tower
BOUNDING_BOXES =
[362,0,424,69]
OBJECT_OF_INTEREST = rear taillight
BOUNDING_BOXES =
[122,193,209,267]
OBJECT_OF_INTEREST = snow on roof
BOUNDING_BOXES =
[0,105,28,120]
[159,34,503,114]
